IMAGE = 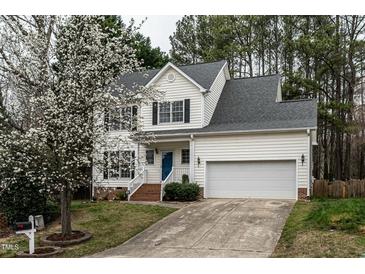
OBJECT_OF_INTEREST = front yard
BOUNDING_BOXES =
[0,201,177,258]
[272,198,365,258]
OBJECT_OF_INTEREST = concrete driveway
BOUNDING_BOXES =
[91,199,294,258]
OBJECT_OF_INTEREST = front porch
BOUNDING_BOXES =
[144,140,192,183]
[128,139,194,201]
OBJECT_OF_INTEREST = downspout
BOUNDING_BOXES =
[307,129,312,197]
[190,134,195,182]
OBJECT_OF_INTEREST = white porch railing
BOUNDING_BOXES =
[160,167,190,201]
[173,167,190,183]
[127,167,147,201]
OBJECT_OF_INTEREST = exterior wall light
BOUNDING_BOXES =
[155,148,159,154]
[197,157,201,167]
[301,154,305,166]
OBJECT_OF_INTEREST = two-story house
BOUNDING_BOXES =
[93,60,317,201]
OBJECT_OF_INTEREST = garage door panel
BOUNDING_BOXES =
[206,161,296,199]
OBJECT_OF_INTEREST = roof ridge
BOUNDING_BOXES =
[176,59,226,68]
[228,74,280,81]
[280,98,315,103]
[128,59,226,76]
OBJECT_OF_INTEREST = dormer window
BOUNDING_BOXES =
[159,100,184,123]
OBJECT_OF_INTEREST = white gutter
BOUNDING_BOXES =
[152,127,318,138]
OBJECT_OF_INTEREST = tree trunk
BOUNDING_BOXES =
[60,184,72,236]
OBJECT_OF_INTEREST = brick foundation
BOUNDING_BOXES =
[93,187,128,201]
[94,186,308,200]
[298,188,308,200]
[130,184,161,201]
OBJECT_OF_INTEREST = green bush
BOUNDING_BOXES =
[0,180,59,225]
[182,174,189,184]
[164,182,200,201]
[116,191,128,201]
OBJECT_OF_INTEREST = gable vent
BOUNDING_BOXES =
[167,73,175,82]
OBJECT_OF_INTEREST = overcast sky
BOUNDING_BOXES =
[123,15,182,54]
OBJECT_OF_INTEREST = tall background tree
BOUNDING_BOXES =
[170,15,365,180]
[99,15,169,69]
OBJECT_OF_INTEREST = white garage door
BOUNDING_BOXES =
[206,160,296,199]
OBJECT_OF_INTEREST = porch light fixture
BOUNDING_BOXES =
[197,157,201,167]
[301,154,305,166]
[155,148,159,154]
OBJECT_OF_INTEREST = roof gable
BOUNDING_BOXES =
[113,60,227,94]
[145,62,206,92]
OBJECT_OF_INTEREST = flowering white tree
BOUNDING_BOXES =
[0,16,158,236]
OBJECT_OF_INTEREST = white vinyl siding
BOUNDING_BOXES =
[203,64,228,126]
[193,131,309,189]
[140,141,190,183]
[141,68,203,131]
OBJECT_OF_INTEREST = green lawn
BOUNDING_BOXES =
[0,201,177,258]
[272,198,365,258]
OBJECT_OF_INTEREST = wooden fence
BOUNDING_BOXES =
[312,179,365,198]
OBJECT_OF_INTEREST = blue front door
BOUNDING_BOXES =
[162,152,173,180]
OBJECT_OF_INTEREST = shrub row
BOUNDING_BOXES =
[163,182,200,201]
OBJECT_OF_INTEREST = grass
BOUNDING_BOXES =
[272,198,365,258]
[0,201,177,258]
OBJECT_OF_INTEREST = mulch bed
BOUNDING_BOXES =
[0,230,12,238]
[47,231,85,241]
[33,247,55,254]
[41,230,92,247]
[17,246,63,258]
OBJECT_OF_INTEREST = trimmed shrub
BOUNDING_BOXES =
[164,182,200,201]
[116,191,128,201]
[182,174,189,184]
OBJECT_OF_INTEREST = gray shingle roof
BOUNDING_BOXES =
[113,60,227,92]
[150,74,317,135]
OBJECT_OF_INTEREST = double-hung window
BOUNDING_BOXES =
[103,151,133,180]
[146,150,155,165]
[159,100,184,124]
[109,108,121,131]
[105,106,135,131]
[181,149,190,164]
[120,107,131,130]
[159,102,171,123]
[120,151,132,178]
[172,101,184,122]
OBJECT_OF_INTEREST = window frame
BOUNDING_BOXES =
[158,102,171,124]
[181,149,190,164]
[120,151,132,178]
[158,100,184,124]
[146,149,155,165]
[108,151,120,179]
[105,106,135,132]
[104,150,133,180]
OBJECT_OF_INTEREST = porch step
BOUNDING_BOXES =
[130,184,161,201]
